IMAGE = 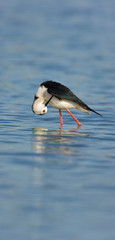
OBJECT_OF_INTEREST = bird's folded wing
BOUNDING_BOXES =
[47,83,88,108]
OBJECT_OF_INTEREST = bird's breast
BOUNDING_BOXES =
[49,97,75,110]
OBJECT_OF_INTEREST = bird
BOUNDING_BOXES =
[32,80,102,127]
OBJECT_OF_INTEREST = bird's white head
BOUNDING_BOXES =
[32,86,48,115]
[32,101,48,115]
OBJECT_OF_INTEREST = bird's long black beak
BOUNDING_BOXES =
[45,96,53,106]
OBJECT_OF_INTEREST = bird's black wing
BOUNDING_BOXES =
[41,80,81,101]
[41,81,89,107]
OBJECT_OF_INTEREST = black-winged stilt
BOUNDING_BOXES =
[32,80,102,127]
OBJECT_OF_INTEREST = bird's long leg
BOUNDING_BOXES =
[66,108,81,126]
[59,110,63,126]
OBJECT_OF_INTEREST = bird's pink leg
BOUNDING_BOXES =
[66,108,81,126]
[59,110,63,126]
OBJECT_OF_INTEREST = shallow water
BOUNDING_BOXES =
[0,0,115,239]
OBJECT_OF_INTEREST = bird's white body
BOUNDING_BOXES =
[34,85,89,112]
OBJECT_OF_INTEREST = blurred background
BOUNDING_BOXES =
[0,0,115,239]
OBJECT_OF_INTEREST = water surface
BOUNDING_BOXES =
[0,0,115,240]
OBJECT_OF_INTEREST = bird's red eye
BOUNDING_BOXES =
[43,110,45,113]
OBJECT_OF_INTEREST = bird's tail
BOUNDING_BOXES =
[87,106,103,117]
[73,96,103,117]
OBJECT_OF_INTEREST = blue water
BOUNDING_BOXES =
[0,0,115,239]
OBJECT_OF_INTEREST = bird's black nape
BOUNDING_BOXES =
[45,95,53,106]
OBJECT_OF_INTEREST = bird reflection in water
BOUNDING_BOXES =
[32,127,89,156]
